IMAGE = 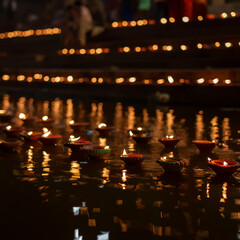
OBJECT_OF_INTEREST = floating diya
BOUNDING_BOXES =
[120,149,145,165]
[0,109,12,122]
[128,127,150,135]
[192,140,216,153]
[39,130,62,145]
[20,131,42,141]
[159,135,181,148]
[3,125,23,137]
[69,120,89,131]
[208,158,239,175]
[95,123,115,137]
[19,113,35,126]
[64,136,92,152]
[38,116,55,127]
[0,139,23,151]
[129,131,152,144]
[156,156,185,173]
[85,145,111,160]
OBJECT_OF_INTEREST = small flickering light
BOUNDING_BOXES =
[28,131,33,136]
[144,79,151,84]
[42,131,51,138]
[69,120,74,125]
[17,75,25,81]
[91,77,97,83]
[98,78,103,83]
[197,43,203,49]
[220,12,228,18]
[42,128,49,133]
[159,135,181,148]
[197,78,205,84]
[123,47,130,53]
[169,17,175,23]
[116,77,124,84]
[166,135,174,139]
[166,45,173,51]
[137,20,144,26]
[112,22,118,28]
[160,18,167,24]
[54,76,61,82]
[129,77,136,83]
[142,19,148,25]
[213,78,219,84]
[67,76,73,82]
[19,113,26,120]
[104,146,110,150]
[6,125,12,131]
[122,149,127,156]
[34,73,42,79]
[42,116,49,121]
[69,136,81,142]
[135,47,141,52]
[230,12,236,17]
[167,76,174,84]
[79,49,86,54]
[27,77,33,82]
[2,75,10,81]
[223,161,228,166]
[43,76,49,82]
[208,157,212,162]
[79,78,84,83]
[0,110,6,114]
[137,127,143,131]
[89,49,96,54]
[180,45,188,51]
[98,123,107,128]
[69,48,75,54]
[103,48,110,53]
[197,15,203,21]
[62,48,68,54]
[215,42,221,47]
[182,16,189,22]
[225,79,231,85]
[96,48,103,54]
[129,131,133,137]
[152,44,158,51]
[130,21,137,27]
[122,21,128,27]
[179,79,185,84]
[225,42,232,48]
[157,79,165,84]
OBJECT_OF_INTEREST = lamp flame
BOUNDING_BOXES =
[69,135,80,142]
[6,125,11,130]
[223,161,228,166]
[69,120,74,125]
[19,113,26,119]
[28,131,33,136]
[166,135,174,139]
[137,127,142,131]
[104,146,110,150]
[42,116,48,121]
[122,149,127,156]
[42,131,51,138]
[129,131,133,137]
[0,110,6,114]
[208,157,212,162]
[42,128,49,133]
[98,123,107,128]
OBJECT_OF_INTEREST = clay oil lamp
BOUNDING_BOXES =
[64,136,92,152]
[120,149,145,165]
[20,131,42,141]
[129,130,152,144]
[159,135,181,148]
[0,122,8,131]
[156,156,185,173]
[95,123,115,137]
[128,127,150,135]
[208,158,239,175]
[39,116,55,128]
[0,109,12,122]
[19,113,35,126]
[192,140,216,153]
[85,145,111,160]
[69,120,89,131]
[4,125,23,137]
[0,139,23,151]
[39,130,62,145]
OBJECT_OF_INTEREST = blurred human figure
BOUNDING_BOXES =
[168,0,193,21]
[153,0,168,21]
[193,0,207,19]
[73,0,94,47]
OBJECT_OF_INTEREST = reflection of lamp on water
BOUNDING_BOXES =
[120,149,145,165]
[159,135,181,148]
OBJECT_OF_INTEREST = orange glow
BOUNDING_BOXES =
[116,77,124,84]
[130,21,137,27]
[157,79,164,84]
[79,49,86,54]
[180,45,188,51]
[112,22,118,28]
[67,76,73,82]
[69,48,75,54]
[122,21,128,27]
[43,76,49,82]
[197,16,203,21]
[225,79,231,85]
[123,47,130,53]
[98,78,103,83]
[129,77,136,83]
[212,78,219,84]
[2,75,10,81]
[62,48,68,55]
[182,16,189,22]
[197,78,205,84]
[17,75,25,81]
[96,48,103,54]
[220,12,228,18]
[225,42,232,48]
[197,43,203,49]
[167,76,174,83]
[91,77,97,83]
[160,18,167,24]
[215,42,221,47]
[230,12,237,17]
[137,20,144,26]
[169,17,175,23]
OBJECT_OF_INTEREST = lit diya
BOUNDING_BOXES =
[19,113,35,126]
[192,140,216,153]
[84,145,111,160]
[3,125,23,137]
[159,135,181,148]
[156,156,185,173]
[208,158,239,175]
[128,127,150,135]
[39,131,62,145]
[129,131,152,144]
[38,116,55,127]
[95,123,115,137]
[20,131,42,141]
[120,149,145,165]
[0,109,12,122]
[69,120,89,131]
[0,139,23,151]
[64,136,92,152]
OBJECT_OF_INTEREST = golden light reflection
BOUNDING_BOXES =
[114,102,123,131]
[210,116,219,142]
[206,183,210,198]
[166,109,175,136]
[70,161,81,181]
[167,76,174,84]
[195,110,204,140]
[99,137,107,146]
[220,182,228,203]
[127,106,135,130]
[27,146,34,172]
[102,167,110,184]
[19,113,26,119]
[2,75,10,81]
[42,151,51,177]
[222,118,231,146]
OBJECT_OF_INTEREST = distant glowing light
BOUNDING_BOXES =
[122,21,128,27]
[70,120,74,125]
[98,78,103,83]
[225,42,232,48]
[28,131,33,136]
[91,77,97,83]
[230,12,236,17]
[167,76,174,84]
[221,12,228,19]
[42,131,51,138]
[2,75,10,81]
[67,76,73,82]
[69,48,75,54]
[160,18,167,24]
[123,46,130,53]
[197,78,205,84]
[152,44,158,51]
[98,123,107,128]
[43,76,49,82]
[79,49,86,54]
[137,20,144,26]
[112,22,118,28]
[144,79,151,84]
[182,16,189,23]
[42,116,49,121]
[213,78,219,84]
[197,15,203,21]
[197,43,203,49]
[180,45,188,51]
[19,113,26,119]
[17,75,25,81]
[89,49,96,54]
[6,125,12,130]
[169,17,175,23]
[225,79,231,85]
[135,46,141,52]
[157,79,165,84]
[215,42,221,47]
[137,127,143,131]
[122,149,127,156]
[62,48,68,54]
[116,77,124,84]
[96,48,103,54]
[129,77,136,83]
[129,131,133,137]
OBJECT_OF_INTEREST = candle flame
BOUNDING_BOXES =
[104,146,110,150]
[123,149,127,156]
[98,123,107,128]
[42,131,51,137]
[161,156,167,160]
[223,161,228,166]
[42,128,49,133]
[42,116,48,121]
[212,140,215,143]
[69,135,80,142]
[69,120,74,125]
[137,127,142,131]
[28,131,33,136]
[129,131,133,137]
[19,113,26,119]
[166,135,174,139]
[6,125,11,130]
[208,157,212,162]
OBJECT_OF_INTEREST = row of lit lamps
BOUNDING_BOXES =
[0,12,238,40]
[0,74,233,85]
[58,41,239,56]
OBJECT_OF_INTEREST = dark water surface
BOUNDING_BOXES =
[0,94,240,240]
